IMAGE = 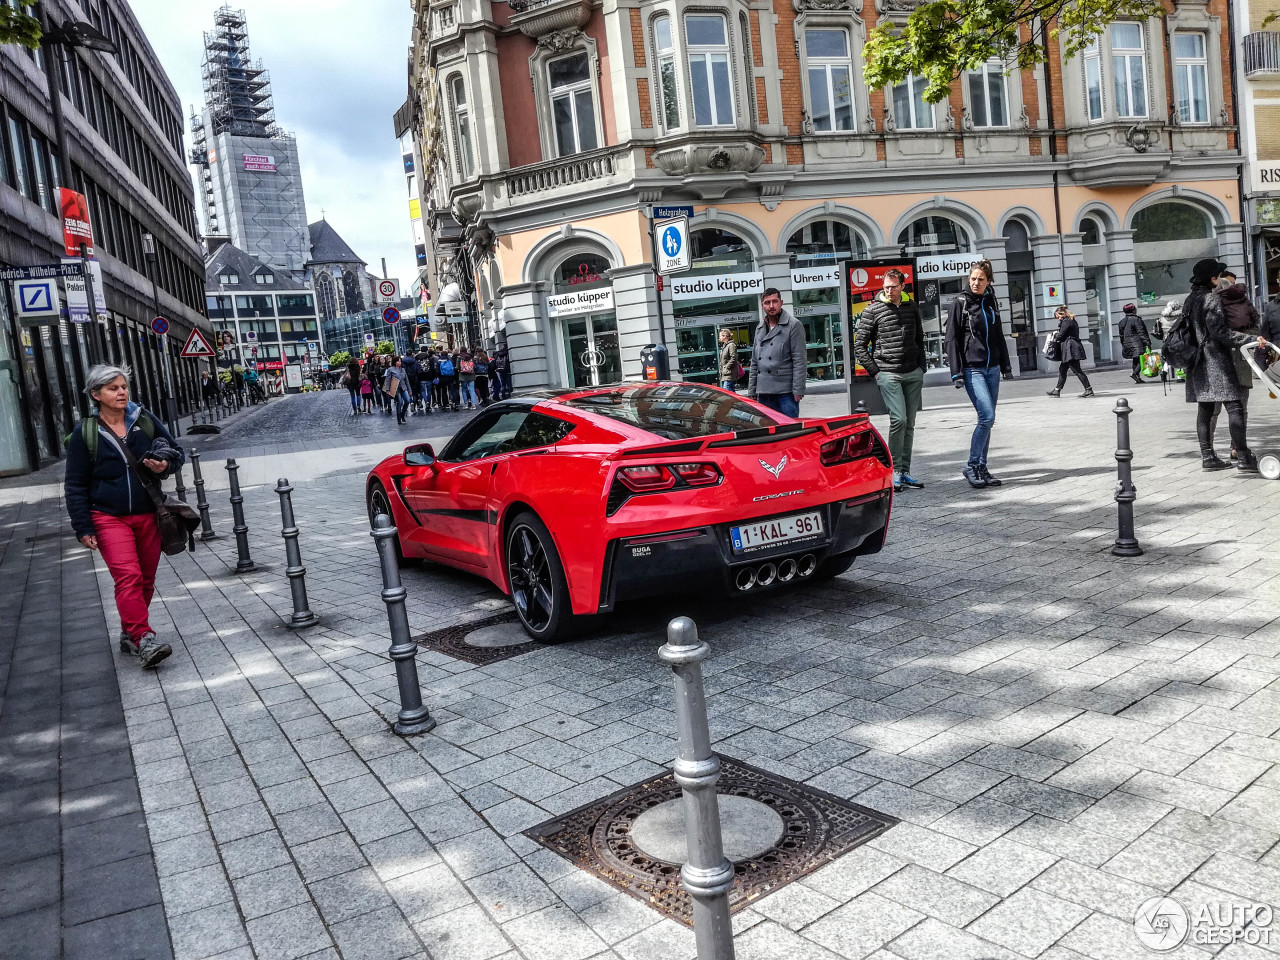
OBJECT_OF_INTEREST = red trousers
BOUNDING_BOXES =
[92,511,161,641]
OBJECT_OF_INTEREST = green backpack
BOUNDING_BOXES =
[74,413,157,462]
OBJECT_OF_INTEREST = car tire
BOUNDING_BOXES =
[505,511,576,643]
[812,551,855,581]
[367,480,407,564]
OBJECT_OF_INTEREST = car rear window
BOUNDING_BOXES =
[560,384,777,440]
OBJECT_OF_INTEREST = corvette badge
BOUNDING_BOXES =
[758,455,787,480]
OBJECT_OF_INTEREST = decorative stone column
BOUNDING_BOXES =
[611,264,661,381]
[498,280,553,390]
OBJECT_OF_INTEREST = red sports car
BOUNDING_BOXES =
[366,382,893,641]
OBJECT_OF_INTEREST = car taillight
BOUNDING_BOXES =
[820,431,877,466]
[618,465,676,492]
[671,463,721,486]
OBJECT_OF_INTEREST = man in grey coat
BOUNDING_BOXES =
[747,288,807,417]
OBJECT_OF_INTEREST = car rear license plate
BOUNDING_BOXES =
[730,511,823,553]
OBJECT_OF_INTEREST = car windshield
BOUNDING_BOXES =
[560,384,778,440]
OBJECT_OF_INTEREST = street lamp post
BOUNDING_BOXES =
[36,4,117,366]
[143,232,179,436]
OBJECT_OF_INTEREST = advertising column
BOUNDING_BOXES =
[842,258,919,415]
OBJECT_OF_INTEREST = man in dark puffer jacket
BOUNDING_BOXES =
[853,268,927,491]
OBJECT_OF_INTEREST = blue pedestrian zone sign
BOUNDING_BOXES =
[655,216,690,275]
[662,225,682,258]
[383,306,401,325]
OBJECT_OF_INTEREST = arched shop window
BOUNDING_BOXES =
[550,251,620,388]
[897,214,974,255]
[1080,216,1103,246]
[1001,219,1031,253]
[897,214,975,368]
[786,219,870,383]
[673,228,758,385]
[1133,202,1218,304]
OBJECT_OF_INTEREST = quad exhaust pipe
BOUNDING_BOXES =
[735,554,818,591]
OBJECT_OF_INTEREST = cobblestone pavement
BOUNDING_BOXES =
[10,366,1280,960]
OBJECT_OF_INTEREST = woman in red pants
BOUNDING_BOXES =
[64,365,185,668]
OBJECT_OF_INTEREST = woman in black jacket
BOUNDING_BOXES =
[1045,305,1094,398]
[64,365,185,668]
[1184,259,1268,472]
[945,260,1014,489]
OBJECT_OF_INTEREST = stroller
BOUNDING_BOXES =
[1242,341,1280,478]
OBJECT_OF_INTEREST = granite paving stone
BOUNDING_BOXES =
[8,379,1273,960]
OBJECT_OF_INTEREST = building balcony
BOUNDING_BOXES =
[441,144,637,220]
[504,146,623,198]
[1243,32,1280,77]
[507,0,591,38]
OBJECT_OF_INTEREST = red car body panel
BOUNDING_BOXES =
[367,384,894,616]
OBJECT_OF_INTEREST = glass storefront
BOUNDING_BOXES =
[898,215,973,367]
[1133,202,1217,304]
[551,253,621,387]
[1008,272,1037,370]
[673,229,758,384]
[1084,266,1112,361]
[0,293,30,474]
[786,219,868,382]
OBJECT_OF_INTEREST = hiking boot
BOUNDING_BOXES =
[138,633,172,668]
[1237,451,1260,473]
[1079,388,1095,398]
[977,465,1003,487]
[119,632,139,657]
[1201,454,1231,471]
[899,473,924,489]
[962,466,985,489]
[1046,388,1061,397]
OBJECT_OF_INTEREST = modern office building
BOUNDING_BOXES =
[1236,0,1280,297]
[205,239,322,376]
[406,0,1244,390]
[190,6,309,278]
[0,0,211,474]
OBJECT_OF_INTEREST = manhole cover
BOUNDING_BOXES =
[413,611,540,665]
[524,755,898,926]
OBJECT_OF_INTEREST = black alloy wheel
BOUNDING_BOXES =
[367,481,405,563]
[505,512,572,642]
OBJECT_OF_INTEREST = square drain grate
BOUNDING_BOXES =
[412,611,542,666]
[524,755,898,926]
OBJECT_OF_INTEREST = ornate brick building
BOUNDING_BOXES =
[405,0,1244,390]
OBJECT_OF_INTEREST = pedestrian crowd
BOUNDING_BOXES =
[340,344,513,424]
[741,255,1273,489]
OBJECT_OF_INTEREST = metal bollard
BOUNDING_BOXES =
[275,478,318,628]
[174,465,188,503]
[225,458,257,572]
[659,617,735,960]
[1112,398,1143,557]
[190,449,218,540]
[372,514,435,735]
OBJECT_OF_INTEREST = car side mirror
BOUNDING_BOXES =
[404,443,435,467]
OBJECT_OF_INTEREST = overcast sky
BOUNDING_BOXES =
[130,0,418,290]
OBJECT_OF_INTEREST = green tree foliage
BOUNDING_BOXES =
[375,340,396,355]
[0,3,40,49]
[329,350,352,367]
[863,0,1164,104]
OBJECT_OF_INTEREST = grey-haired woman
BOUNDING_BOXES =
[64,365,184,667]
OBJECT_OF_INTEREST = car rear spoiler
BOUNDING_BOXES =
[611,413,872,459]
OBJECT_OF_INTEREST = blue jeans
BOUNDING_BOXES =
[394,389,409,422]
[460,380,478,406]
[757,393,799,418]
[347,387,360,412]
[962,366,1001,467]
[417,380,432,407]
[720,380,737,392]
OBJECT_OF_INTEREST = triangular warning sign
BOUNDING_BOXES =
[181,328,216,357]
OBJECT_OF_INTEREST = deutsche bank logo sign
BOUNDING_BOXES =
[656,216,690,276]
[14,278,58,319]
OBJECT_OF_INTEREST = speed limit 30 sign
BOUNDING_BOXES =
[376,279,400,303]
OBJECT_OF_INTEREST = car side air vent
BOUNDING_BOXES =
[870,432,892,469]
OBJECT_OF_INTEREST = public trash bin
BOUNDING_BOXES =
[640,343,670,381]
